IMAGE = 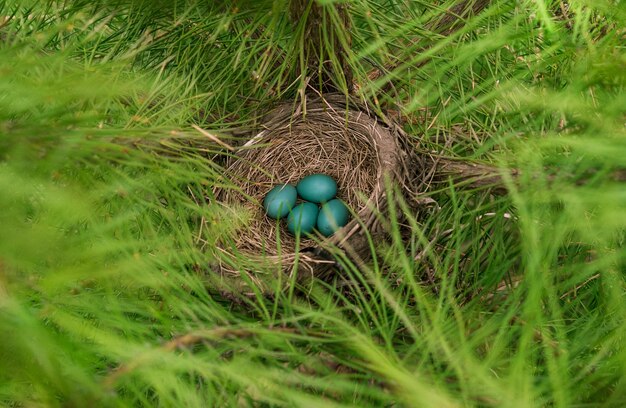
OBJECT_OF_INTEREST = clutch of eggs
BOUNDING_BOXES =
[263,174,350,237]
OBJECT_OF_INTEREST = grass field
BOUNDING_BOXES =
[0,1,625,406]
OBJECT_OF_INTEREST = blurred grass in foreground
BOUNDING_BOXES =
[0,0,625,406]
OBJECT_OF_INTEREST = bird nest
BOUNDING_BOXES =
[213,94,412,291]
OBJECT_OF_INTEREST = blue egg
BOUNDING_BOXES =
[263,184,297,219]
[286,202,319,235]
[317,199,350,237]
[296,174,337,203]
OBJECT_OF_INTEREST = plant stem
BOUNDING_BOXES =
[290,0,353,93]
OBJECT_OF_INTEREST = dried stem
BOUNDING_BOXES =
[103,327,312,388]
[428,157,516,194]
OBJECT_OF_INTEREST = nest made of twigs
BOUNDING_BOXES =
[214,94,411,285]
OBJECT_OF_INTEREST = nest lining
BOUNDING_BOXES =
[224,116,383,248]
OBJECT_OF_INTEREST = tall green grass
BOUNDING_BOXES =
[0,0,624,406]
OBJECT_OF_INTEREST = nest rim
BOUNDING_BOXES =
[213,94,411,281]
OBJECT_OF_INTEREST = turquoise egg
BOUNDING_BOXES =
[287,202,319,235]
[296,174,337,203]
[263,184,297,219]
[317,199,350,237]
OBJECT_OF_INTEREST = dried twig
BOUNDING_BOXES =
[428,0,492,35]
[191,124,235,152]
[103,327,312,388]
[428,157,517,194]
